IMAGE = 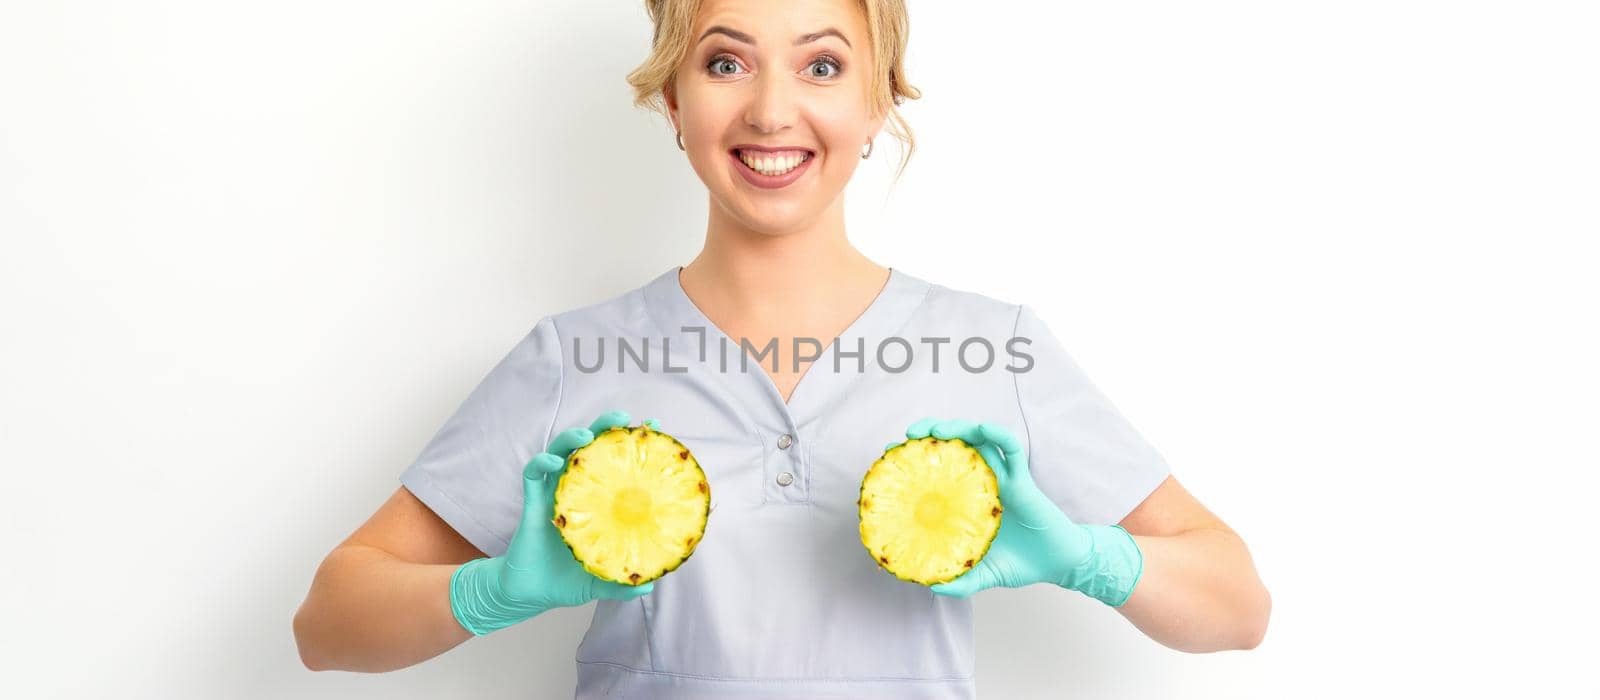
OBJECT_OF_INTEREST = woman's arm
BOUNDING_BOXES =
[1114,475,1272,652]
[293,486,479,672]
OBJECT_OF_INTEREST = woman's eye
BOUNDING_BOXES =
[808,57,841,79]
[707,56,743,76]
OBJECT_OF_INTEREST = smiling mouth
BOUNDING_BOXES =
[732,148,815,177]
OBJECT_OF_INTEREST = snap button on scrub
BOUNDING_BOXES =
[777,433,793,449]
[776,471,795,487]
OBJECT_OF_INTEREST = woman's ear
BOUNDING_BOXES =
[664,83,680,133]
[868,112,888,143]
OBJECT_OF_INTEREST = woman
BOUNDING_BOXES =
[293,0,1271,696]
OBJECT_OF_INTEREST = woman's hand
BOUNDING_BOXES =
[449,410,658,636]
[903,417,1146,607]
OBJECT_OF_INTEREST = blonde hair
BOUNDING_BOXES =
[625,0,922,180]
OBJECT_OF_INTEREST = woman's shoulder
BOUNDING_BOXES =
[907,269,1025,322]
[535,268,675,335]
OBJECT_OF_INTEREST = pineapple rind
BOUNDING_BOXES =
[553,424,711,585]
[858,436,1002,586]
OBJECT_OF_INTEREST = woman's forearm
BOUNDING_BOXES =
[293,544,474,672]
[1114,527,1271,652]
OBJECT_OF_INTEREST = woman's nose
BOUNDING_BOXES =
[743,69,796,135]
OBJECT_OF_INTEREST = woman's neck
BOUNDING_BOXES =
[681,194,889,325]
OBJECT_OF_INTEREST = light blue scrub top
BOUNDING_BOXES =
[400,265,1171,699]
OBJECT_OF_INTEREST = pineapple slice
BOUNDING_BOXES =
[553,424,710,585]
[858,436,1002,585]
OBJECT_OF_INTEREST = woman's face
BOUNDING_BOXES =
[667,0,885,235]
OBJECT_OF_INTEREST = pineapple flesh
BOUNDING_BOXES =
[858,436,1003,585]
[553,424,711,585]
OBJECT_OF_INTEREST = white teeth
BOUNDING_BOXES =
[738,150,810,176]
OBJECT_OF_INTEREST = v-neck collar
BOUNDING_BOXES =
[641,264,930,433]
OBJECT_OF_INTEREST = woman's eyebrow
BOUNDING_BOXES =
[796,28,851,48]
[696,26,852,49]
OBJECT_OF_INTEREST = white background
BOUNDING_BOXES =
[2,1,1596,698]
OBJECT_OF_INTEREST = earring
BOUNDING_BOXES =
[860,139,874,160]
[676,131,686,151]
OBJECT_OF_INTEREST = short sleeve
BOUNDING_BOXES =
[1012,304,1171,525]
[399,315,564,557]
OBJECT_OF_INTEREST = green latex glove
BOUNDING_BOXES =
[449,410,659,636]
[897,417,1145,607]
